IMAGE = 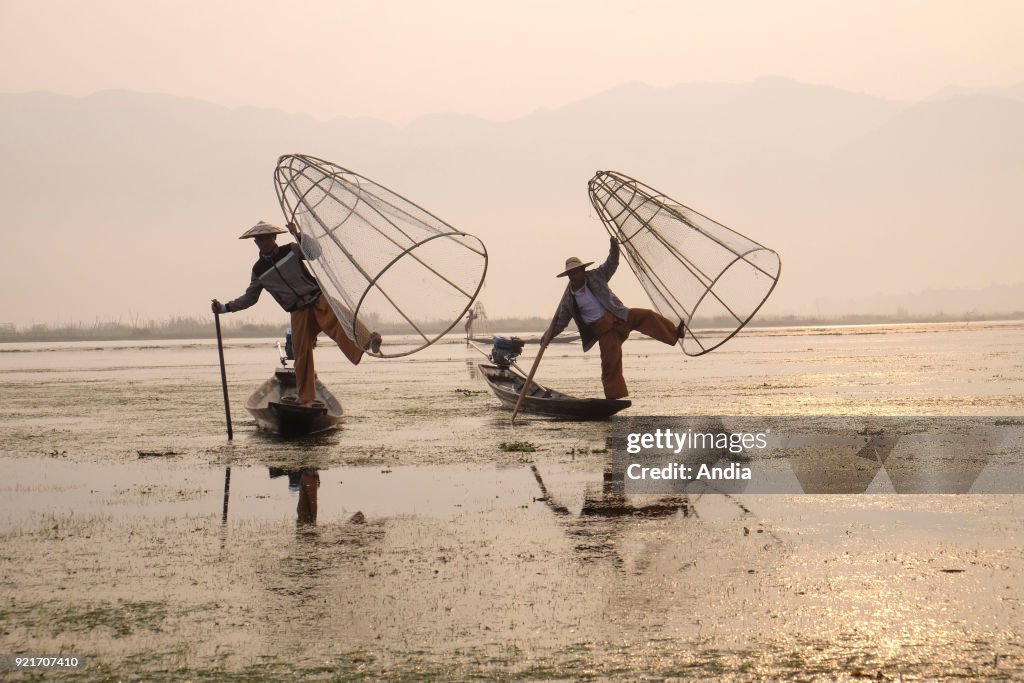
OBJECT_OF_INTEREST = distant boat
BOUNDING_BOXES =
[470,331,580,344]
[525,332,580,344]
[465,301,580,344]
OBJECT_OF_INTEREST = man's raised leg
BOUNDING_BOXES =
[313,296,365,365]
[626,308,680,346]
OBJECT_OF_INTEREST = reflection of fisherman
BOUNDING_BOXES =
[296,469,319,525]
[531,462,690,569]
[540,238,684,399]
[212,221,382,407]
[269,467,320,525]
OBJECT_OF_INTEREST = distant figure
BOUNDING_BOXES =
[541,238,683,399]
[212,221,381,406]
[464,308,478,341]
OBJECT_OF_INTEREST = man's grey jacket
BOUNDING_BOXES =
[223,237,323,314]
[550,241,630,352]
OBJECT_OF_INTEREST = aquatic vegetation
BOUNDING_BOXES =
[499,441,536,452]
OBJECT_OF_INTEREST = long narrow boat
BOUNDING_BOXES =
[478,363,630,420]
[525,332,581,345]
[245,368,343,435]
[464,302,580,345]
[469,331,581,345]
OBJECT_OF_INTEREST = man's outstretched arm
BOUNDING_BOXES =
[592,237,619,280]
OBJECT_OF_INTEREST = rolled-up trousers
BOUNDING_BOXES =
[290,295,365,404]
[588,309,679,399]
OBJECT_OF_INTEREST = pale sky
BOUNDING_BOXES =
[2,0,1023,124]
[2,0,1023,327]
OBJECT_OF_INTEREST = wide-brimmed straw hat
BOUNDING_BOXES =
[238,221,286,239]
[556,256,594,277]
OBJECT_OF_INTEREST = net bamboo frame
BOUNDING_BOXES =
[275,154,488,358]
[588,170,780,356]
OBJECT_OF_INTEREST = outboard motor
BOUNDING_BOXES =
[284,327,295,361]
[280,326,316,367]
[489,336,525,369]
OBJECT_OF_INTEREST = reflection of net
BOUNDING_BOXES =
[588,171,780,356]
[275,154,488,358]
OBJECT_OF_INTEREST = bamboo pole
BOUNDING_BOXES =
[511,299,564,423]
[221,467,231,524]
[214,310,233,440]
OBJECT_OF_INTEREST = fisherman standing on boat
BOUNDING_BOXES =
[212,221,381,407]
[540,238,683,399]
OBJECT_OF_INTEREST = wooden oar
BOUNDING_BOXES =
[214,310,233,440]
[511,298,564,423]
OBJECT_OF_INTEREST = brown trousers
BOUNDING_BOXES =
[588,309,680,399]
[291,295,365,404]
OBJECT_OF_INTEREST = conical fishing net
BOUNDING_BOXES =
[588,171,780,356]
[275,154,488,358]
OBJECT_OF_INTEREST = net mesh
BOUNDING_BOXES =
[588,171,780,356]
[275,154,488,358]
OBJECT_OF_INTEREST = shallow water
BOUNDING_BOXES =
[1,322,1022,680]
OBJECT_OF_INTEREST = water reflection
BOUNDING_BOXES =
[269,467,320,527]
[255,464,385,647]
[219,466,231,551]
[530,462,695,570]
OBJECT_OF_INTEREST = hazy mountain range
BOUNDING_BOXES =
[1,76,1022,326]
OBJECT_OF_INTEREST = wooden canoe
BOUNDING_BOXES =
[478,363,630,420]
[245,368,343,435]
